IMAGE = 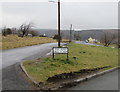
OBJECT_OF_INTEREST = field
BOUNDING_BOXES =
[23,43,118,82]
[1,35,57,50]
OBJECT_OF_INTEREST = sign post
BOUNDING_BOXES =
[52,47,68,60]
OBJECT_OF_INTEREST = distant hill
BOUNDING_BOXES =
[0,28,118,42]
[35,29,118,41]
[35,29,71,39]
[74,29,118,41]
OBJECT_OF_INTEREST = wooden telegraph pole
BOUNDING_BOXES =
[58,0,61,47]
[70,24,72,42]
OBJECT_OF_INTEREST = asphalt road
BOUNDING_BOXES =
[68,70,119,90]
[2,43,62,69]
[1,43,65,90]
[75,41,101,46]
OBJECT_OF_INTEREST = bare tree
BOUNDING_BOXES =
[74,33,81,40]
[101,32,115,47]
[18,23,33,37]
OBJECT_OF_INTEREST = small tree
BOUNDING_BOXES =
[74,34,81,40]
[101,32,115,47]
[6,28,12,34]
[53,34,62,41]
[2,27,12,36]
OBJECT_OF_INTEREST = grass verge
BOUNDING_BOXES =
[22,43,118,83]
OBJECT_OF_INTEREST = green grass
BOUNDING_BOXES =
[96,42,117,48]
[23,43,118,82]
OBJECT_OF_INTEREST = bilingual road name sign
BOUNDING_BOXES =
[53,47,68,54]
[52,47,68,60]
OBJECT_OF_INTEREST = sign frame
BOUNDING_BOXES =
[52,47,68,60]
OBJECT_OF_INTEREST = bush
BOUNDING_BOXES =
[2,28,12,36]
[29,30,39,37]
[53,34,62,41]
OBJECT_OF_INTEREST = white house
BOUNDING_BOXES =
[87,37,100,43]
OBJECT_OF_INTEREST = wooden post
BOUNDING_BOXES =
[52,48,54,59]
[67,53,69,61]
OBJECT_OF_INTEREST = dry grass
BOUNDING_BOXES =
[2,35,57,50]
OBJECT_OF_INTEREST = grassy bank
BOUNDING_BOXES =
[23,43,118,82]
[2,35,57,50]
[96,42,117,48]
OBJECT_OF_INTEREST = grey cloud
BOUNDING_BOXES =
[2,2,118,29]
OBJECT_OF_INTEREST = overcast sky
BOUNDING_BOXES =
[1,0,118,30]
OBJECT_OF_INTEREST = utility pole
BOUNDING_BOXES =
[70,24,72,42]
[58,0,61,47]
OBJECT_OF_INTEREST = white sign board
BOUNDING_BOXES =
[53,47,68,54]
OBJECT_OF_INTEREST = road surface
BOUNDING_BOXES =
[68,70,119,90]
[1,43,66,90]
[75,41,101,46]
